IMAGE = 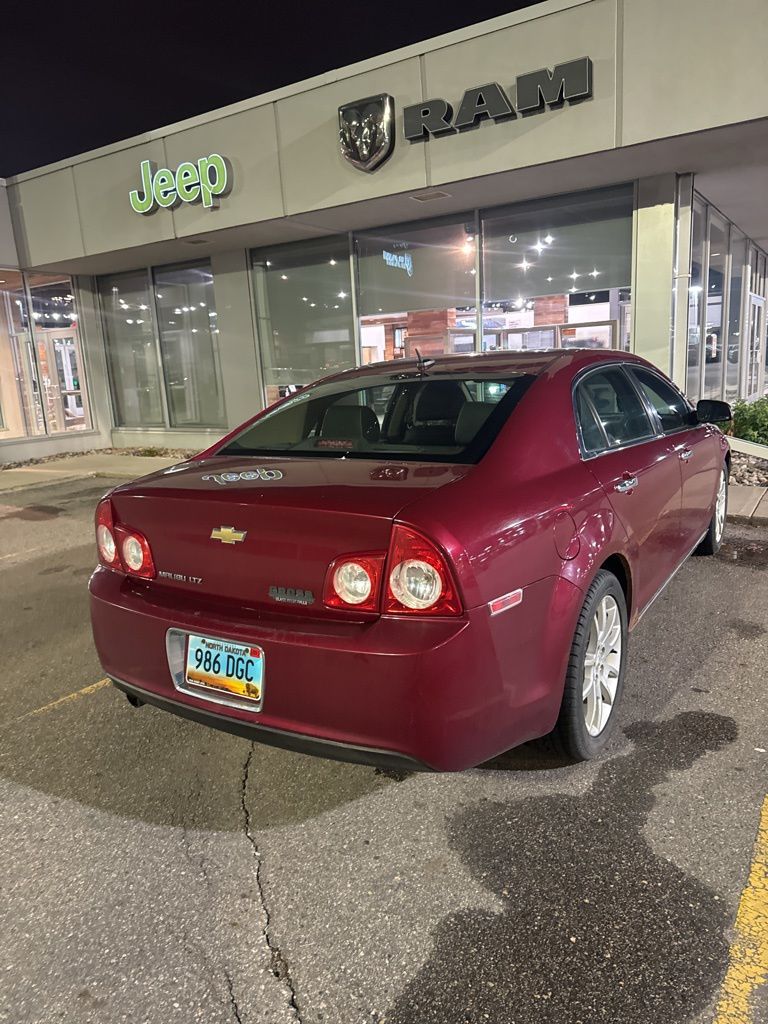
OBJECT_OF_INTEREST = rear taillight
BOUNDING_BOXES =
[115,525,156,579]
[94,498,155,579]
[324,553,385,613]
[95,499,119,569]
[323,526,462,616]
[384,525,462,616]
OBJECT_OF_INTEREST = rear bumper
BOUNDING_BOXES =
[110,677,428,772]
[89,567,577,770]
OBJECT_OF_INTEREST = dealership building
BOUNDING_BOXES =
[1,0,767,462]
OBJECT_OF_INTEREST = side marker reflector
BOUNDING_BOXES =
[489,589,523,616]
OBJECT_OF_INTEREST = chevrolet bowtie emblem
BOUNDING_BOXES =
[210,526,247,545]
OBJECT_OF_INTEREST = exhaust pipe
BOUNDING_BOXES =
[125,693,144,708]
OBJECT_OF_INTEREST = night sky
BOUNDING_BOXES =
[1,0,538,178]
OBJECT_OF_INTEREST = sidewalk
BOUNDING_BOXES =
[2,452,768,523]
[0,452,183,492]
[729,483,768,525]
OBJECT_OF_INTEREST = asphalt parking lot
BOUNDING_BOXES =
[1,477,766,1024]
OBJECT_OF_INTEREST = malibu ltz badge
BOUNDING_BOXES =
[338,94,395,172]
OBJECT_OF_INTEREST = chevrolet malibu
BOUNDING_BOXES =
[89,350,731,770]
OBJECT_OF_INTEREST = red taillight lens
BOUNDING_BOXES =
[95,498,155,579]
[114,525,156,579]
[323,553,385,612]
[95,499,119,569]
[384,524,462,616]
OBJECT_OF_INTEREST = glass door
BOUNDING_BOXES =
[745,295,764,400]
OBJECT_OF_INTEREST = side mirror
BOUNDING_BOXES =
[696,399,732,424]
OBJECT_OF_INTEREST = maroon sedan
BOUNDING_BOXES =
[89,351,731,770]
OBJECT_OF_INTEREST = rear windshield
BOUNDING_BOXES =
[217,371,535,464]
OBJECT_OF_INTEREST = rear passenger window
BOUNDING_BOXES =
[577,368,655,452]
[575,390,606,454]
[629,367,691,433]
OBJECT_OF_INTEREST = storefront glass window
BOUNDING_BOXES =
[726,231,745,402]
[153,262,225,428]
[252,237,355,406]
[685,200,706,398]
[27,273,91,433]
[356,218,477,362]
[0,270,45,439]
[481,185,633,353]
[99,270,165,427]
[701,212,728,400]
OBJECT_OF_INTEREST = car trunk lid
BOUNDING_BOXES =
[108,456,470,615]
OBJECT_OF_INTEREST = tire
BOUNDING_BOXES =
[695,463,728,556]
[545,569,628,761]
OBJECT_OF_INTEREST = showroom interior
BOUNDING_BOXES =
[1,0,767,462]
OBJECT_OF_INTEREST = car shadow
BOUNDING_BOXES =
[387,711,738,1024]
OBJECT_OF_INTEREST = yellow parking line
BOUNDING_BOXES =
[4,678,110,728]
[714,796,768,1024]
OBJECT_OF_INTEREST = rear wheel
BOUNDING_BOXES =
[546,569,628,761]
[695,464,728,556]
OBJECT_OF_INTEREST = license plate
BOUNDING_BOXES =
[185,635,264,706]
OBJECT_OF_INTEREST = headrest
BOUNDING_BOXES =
[413,381,466,422]
[454,402,496,445]
[320,404,380,442]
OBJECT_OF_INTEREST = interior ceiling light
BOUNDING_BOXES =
[544,234,554,245]
[531,241,545,255]
[329,259,337,266]
[281,274,288,280]
[569,271,580,280]
[589,268,600,278]
[518,258,532,271]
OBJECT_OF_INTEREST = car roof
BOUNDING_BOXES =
[329,348,647,383]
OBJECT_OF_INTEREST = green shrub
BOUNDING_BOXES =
[731,398,768,445]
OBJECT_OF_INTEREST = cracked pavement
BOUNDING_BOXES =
[0,478,767,1024]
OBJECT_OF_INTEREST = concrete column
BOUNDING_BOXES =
[210,248,264,428]
[631,174,678,379]
[74,275,114,447]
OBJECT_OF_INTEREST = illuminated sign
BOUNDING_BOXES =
[382,250,414,276]
[129,154,231,214]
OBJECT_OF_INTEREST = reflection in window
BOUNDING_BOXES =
[100,263,225,429]
[701,213,728,400]
[252,237,356,406]
[27,273,90,433]
[356,218,477,363]
[481,185,633,353]
[0,270,46,439]
[726,232,745,402]
[154,263,225,428]
[99,271,165,427]
[578,368,654,448]
[686,200,706,399]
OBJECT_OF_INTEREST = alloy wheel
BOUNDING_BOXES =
[715,469,727,544]
[582,594,622,737]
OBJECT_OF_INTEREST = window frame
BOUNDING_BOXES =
[97,258,225,431]
[624,365,696,438]
[572,361,661,461]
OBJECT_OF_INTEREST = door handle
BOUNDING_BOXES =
[679,448,693,461]
[614,476,638,493]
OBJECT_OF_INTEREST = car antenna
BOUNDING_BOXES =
[414,348,435,376]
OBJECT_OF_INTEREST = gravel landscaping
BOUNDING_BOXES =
[0,447,196,470]
[3,444,767,487]
[730,450,768,487]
